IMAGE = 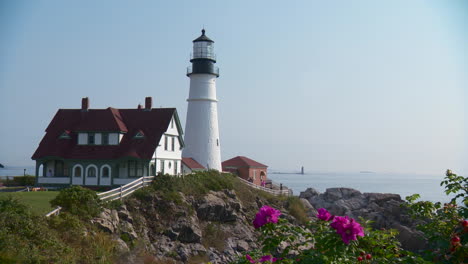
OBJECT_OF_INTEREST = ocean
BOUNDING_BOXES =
[268,171,453,203]
[0,166,36,179]
[0,166,453,203]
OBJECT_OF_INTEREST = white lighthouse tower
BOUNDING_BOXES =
[183,29,222,171]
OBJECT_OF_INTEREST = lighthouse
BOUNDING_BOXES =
[183,29,222,171]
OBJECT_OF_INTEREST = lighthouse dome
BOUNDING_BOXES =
[193,29,214,43]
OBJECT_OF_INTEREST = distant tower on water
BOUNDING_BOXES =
[183,29,222,171]
[301,166,304,175]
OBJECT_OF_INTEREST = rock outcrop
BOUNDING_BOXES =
[93,190,262,264]
[299,187,427,251]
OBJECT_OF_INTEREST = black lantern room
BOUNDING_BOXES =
[187,29,219,77]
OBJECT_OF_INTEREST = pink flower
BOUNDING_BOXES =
[259,255,277,262]
[246,254,256,263]
[330,216,364,244]
[317,208,333,221]
[253,205,282,229]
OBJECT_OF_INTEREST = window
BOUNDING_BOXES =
[78,133,87,145]
[168,161,172,169]
[59,131,71,139]
[88,167,97,177]
[102,167,109,178]
[160,160,165,174]
[128,161,136,177]
[171,137,175,151]
[88,133,95,145]
[164,136,168,150]
[74,167,82,177]
[136,163,143,176]
[217,139,219,146]
[134,131,144,139]
[63,163,69,176]
[55,161,64,177]
[174,161,178,175]
[150,164,155,176]
[102,133,108,145]
[171,118,174,128]
[108,133,119,145]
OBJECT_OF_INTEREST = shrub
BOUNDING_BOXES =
[0,197,70,263]
[13,176,36,186]
[233,206,427,264]
[285,196,309,225]
[151,171,235,198]
[1,176,36,186]
[404,170,467,263]
[50,185,102,220]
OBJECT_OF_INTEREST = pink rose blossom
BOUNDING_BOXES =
[330,216,364,244]
[253,205,282,229]
[259,255,277,262]
[317,208,333,221]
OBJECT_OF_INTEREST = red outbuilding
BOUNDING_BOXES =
[222,156,268,186]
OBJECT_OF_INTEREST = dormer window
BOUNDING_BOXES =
[59,130,71,139]
[134,130,145,139]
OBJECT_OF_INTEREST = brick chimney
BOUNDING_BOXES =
[145,97,152,111]
[81,97,89,112]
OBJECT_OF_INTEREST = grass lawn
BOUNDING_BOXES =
[0,191,59,215]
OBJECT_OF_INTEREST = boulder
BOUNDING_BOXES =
[196,192,239,222]
[299,188,320,199]
[92,208,119,233]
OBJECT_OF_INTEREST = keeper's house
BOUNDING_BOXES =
[31,97,184,187]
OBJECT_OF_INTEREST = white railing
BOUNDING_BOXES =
[45,206,62,217]
[45,176,154,217]
[98,176,154,202]
[238,177,291,196]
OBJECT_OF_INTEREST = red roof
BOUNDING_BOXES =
[182,157,205,170]
[32,107,181,160]
[222,156,268,169]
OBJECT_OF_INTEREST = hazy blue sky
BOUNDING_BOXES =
[0,0,466,175]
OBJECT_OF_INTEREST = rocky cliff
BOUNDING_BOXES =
[92,188,292,264]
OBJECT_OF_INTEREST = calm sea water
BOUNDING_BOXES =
[268,172,452,203]
[1,166,452,203]
[0,166,36,179]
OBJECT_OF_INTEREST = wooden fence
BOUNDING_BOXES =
[238,177,291,196]
[45,176,154,217]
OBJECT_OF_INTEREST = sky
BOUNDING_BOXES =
[0,0,467,175]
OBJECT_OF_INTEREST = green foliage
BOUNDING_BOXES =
[202,223,228,251]
[232,214,429,264]
[50,185,102,220]
[404,170,468,263]
[151,171,235,198]
[0,197,71,263]
[0,196,117,263]
[441,169,468,214]
[285,196,309,225]
[104,199,123,210]
[1,176,36,186]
